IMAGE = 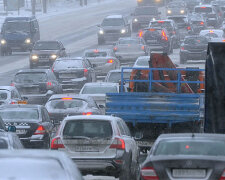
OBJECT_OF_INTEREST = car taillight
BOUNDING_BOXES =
[141,45,145,51]
[200,21,204,25]
[107,59,114,63]
[139,30,143,37]
[181,46,185,50]
[187,26,191,30]
[84,69,88,76]
[141,167,159,180]
[161,30,168,41]
[110,137,125,150]
[82,112,92,115]
[46,82,52,88]
[51,137,65,149]
[34,125,46,135]
[113,47,117,51]
[10,82,15,86]
[10,101,16,104]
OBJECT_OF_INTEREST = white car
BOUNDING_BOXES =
[199,29,224,41]
[133,56,150,68]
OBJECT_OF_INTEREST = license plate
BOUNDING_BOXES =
[16,129,27,134]
[136,141,153,147]
[173,169,206,178]
[72,146,99,152]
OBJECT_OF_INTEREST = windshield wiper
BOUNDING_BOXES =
[63,136,90,140]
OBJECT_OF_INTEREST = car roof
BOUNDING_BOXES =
[0,104,42,110]
[0,86,16,91]
[48,94,92,101]
[16,69,49,73]
[83,82,119,87]
[200,29,223,35]
[106,15,123,19]
[64,115,120,122]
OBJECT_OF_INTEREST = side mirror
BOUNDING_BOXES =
[8,125,16,132]
[134,131,143,140]
[99,104,105,109]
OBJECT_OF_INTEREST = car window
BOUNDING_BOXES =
[33,42,60,50]
[14,73,47,83]
[136,58,149,66]
[195,7,213,13]
[81,85,118,94]
[0,109,39,120]
[184,37,208,44]
[85,51,107,57]
[117,121,126,135]
[107,72,131,83]
[48,98,87,109]
[120,120,131,136]
[43,108,51,122]
[101,18,124,26]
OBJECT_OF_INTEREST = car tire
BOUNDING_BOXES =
[119,156,132,180]
[98,38,104,45]
[180,55,186,64]
[43,137,50,149]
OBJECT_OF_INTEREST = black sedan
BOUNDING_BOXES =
[52,57,96,93]
[12,69,62,104]
[0,104,54,149]
[29,40,67,68]
[45,94,102,125]
[180,35,208,63]
[141,133,225,180]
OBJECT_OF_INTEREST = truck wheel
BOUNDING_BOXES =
[98,38,104,45]
[180,55,186,64]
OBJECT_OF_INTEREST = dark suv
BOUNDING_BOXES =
[0,17,40,56]
[131,6,161,32]
[97,15,131,45]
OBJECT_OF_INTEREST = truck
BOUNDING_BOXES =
[105,53,205,152]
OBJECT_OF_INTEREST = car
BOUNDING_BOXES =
[140,27,173,54]
[149,19,180,48]
[12,69,62,104]
[0,17,40,56]
[29,40,67,68]
[105,69,132,83]
[199,29,224,41]
[97,15,131,45]
[180,35,208,63]
[131,6,161,32]
[51,115,140,180]
[45,94,102,125]
[0,104,54,148]
[133,56,150,68]
[79,82,120,107]
[83,48,120,77]
[194,5,219,28]
[0,132,24,149]
[0,86,26,105]
[0,150,83,180]
[141,133,225,180]
[113,37,148,64]
[187,13,207,34]
[167,15,188,29]
[211,1,224,24]
[166,1,187,16]
[52,57,96,93]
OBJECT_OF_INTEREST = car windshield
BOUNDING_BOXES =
[119,39,139,44]
[0,158,66,179]
[154,139,225,156]
[85,51,107,57]
[48,99,87,109]
[81,85,118,94]
[195,7,213,13]
[136,58,149,66]
[184,37,208,44]
[135,7,158,15]
[107,72,131,83]
[53,60,83,70]
[101,18,124,26]
[0,90,9,100]
[14,73,47,83]
[0,109,39,120]
[33,42,60,50]
[63,120,112,138]
[0,139,8,149]
[4,21,30,32]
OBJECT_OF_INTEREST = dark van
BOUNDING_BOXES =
[0,17,40,56]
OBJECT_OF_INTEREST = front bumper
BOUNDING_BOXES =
[180,50,207,60]
[30,59,55,67]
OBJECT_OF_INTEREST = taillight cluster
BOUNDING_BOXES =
[82,112,92,115]
[34,125,46,135]
[220,170,225,180]
[107,59,114,63]
[109,137,125,150]
[161,30,168,41]
[46,82,53,89]
[113,47,118,52]
[84,69,88,77]
[51,137,65,149]
[141,167,159,180]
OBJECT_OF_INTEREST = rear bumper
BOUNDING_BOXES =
[1,42,32,51]
[20,138,45,148]
[60,78,87,92]
[30,59,55,67]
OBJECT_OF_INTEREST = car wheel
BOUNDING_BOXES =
[43,137,50,149]
[119,156,132,180]
[180,55,186,64]
[98,38,104,45]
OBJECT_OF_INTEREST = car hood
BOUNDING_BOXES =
[3,31,30,41]
[31,50,60,55]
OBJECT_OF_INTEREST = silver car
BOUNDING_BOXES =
[133,56,150,68]
[83,48,120,77]
[51,115,140,180]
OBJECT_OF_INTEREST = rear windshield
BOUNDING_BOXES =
[184,36,208,44]
[81,85,118,94]
[0,109,39,120]
[63,120,112,138]
[0,158,66,179]
[135,7,158,15]
[195,7,213,13]
[107,72,131,83]
[0,139,8,149]
[154,140,225,156]
[101,18,124,26]
[14,73,47,83]
[48,99,87,109]
[85,51,107,57]
[33,42,60,50]
[53,60,83,70]
[0,90,9,100]
[4,21,30,33]
[119,39,139,44]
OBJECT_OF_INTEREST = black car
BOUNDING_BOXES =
[180,35,208,63]
[131,6,161,32]
[141,27,173,54]
[52,57,96,93]
[0,104,54,148]
[29,40,67,68]
[12,69,62,104]
[149,19,180,48]
[45,94,102,125]
[0,132,24,149]
[141,133,225,180]
[97,15,131,45]
[187,13,206,34]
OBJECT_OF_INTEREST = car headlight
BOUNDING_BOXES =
[180,10,185,14]
[25,38,31,44]
[31,55,38,61]
[167,10,172,14]
[99,29,104,34]
[50,54,58,60]
[133,18,138,22]
[152,17,156,21]
[137,0,142,2]
[0,39,6,45]
[121,29,126,34]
